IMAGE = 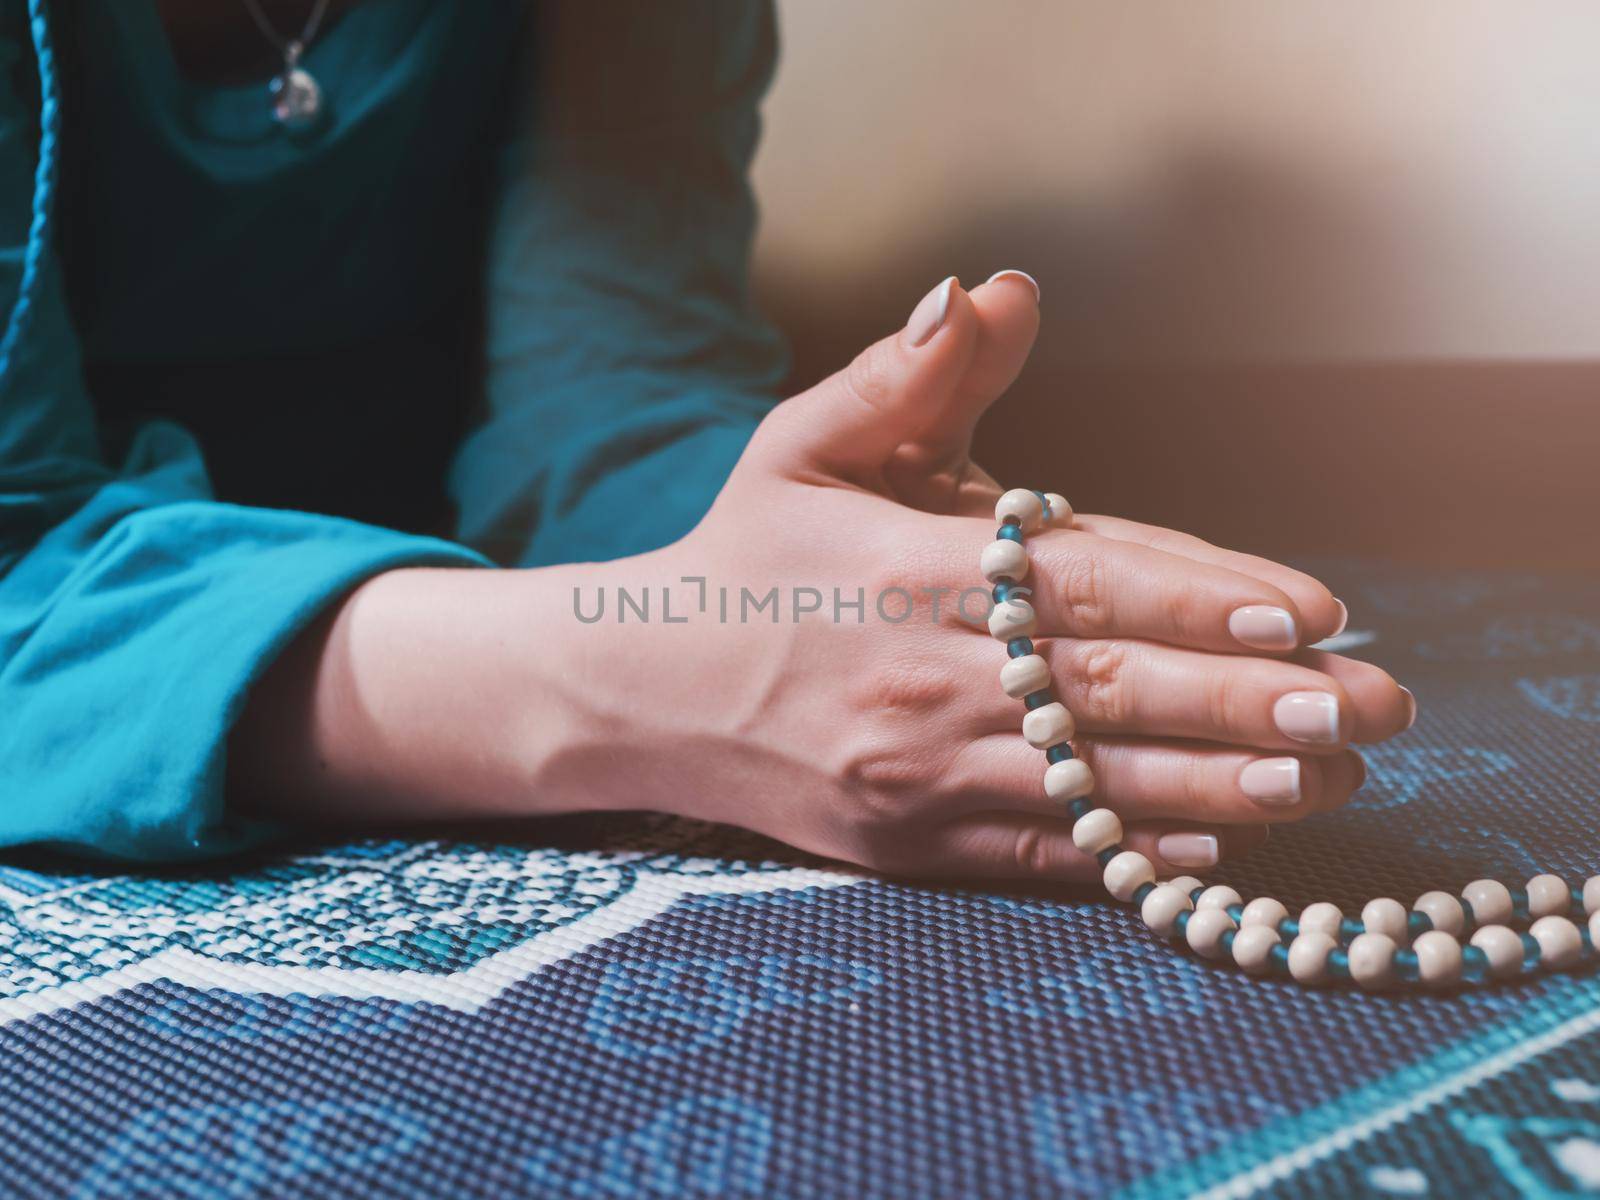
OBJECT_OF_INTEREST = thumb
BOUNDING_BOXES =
[759,276,981,482]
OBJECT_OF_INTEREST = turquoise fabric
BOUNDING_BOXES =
[0,0,784,861]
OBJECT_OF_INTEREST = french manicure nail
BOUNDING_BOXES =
[1229,605,1298,651]
[1239,757,1301,806]
[1158,832,1220,870]
[1399,685,1417,731]
[1274,691,1342,744]
[1330,599,1349,638]
[906,276,956,348]
[985,269,1041,302]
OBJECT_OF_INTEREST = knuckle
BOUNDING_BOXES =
[1067,639,1132,725]
[843,341,896,415]
[1012,825,1065,876]
[849,658,956,718]
[1206,665,1249,736]
[1056,550,1113,636]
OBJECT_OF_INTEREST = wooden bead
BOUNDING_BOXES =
[1042,493,1075,529]
[1531,915,1583,969]
[1414,930,1463,987]
[1232,925,1280,974]
[1585,876,1600,916]
[1298,902,1343,940]
[1071,808,1122,856]
[1241,897,1289,930]
[1360,898,1408,942]
[1185,907,1235,959]
[1470,924,1525,980]
[1196,886,1242,913]
[981,539,1030,584]
[995,489,1045,533]
[1462,879,1513,927]
[999,654,1051,698]
[1022,702,1075,749]
[1413,891,1464,937]
[1288,932,1337,984]
[988,597,1037,640]
[1527,874,1571,919]
[1140,884,1194,937]
[1348,932,1398,990]
[1103,850,1155,902]
[1164,876,1204,899]
[1043,759,1094,802]
[1590,909,1600,948]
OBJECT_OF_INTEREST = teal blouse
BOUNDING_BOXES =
[0,0,785,860]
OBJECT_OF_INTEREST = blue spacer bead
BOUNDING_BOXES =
[1023,689,1055,710]
[1395,949,1420,982]
[1511,889,1530,920]
[1045,743,1075,764]
[1328,949,1351,979]
[1131,881,1157,907]
[1460,897,1476,929]
[1269,943,1290,971]
[1572,884,1587,909]
[1221,929,1237,953]
[1279,919,1300,939]
[1174,910,1192,937]
[1462,945,1489,982]
[1189,885,1207,902]
[992,580,1017,604]
[1095,847,1119,868]
[1522,932,1541,964]
[1065,798,1093,821]
[997,523,1024,543]
[1407,911,1433,937]
[1006,637,1034,659]
[1339,917,1365,941]
[1226,904,1244,922]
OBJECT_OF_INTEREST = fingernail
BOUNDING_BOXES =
[1274,691,1342,744]
[985,268,1041,302]
[1158,832,1220,870]
[1330,599,1349,637]
[906,276,957,348]
[1399,685,1417,731]
[1228,605,1298,651]
[1239,757,1301,806]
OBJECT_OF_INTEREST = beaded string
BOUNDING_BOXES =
[985,488,1599,989]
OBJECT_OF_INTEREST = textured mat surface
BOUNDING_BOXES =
[4,561,1600,1199]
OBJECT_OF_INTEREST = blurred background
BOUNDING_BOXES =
[750,0,1600,568]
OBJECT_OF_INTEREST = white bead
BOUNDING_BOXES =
[1288,932,1337,985]
[1140,884,1193,937]
[1196,886,1242,913]
[1348,932,1398,990]
[1232,925,1280,974]
[1043,759,1095,802]
[1042,493,1075,529]
[1413,891,1464,937]
[1527,874,1571,919]
[995,488,1045,533]
[999,654,1051,699]
[1241,897,1289,931]
[1359,898,1409,942]
[980,539,1030,584]
[1471,924,1525,980]
[1584,876,1600,916]
[1298,902,1343,940]
[1103,850,1155,902]
[1591,909,1600,948]
[1414,929,1463,987]
[1022,702,1075,749]
[1462,879,1513,927]
[1185,907,1235,959]
[988,597,1037,640]
[1531,915,1583,970]
[1071,808,1122,856]
[1164,876,1204,899]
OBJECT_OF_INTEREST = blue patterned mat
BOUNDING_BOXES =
[4,561,1600,1198]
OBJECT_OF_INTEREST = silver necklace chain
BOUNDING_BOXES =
[240,0,331,66]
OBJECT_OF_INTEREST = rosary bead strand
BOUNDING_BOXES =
[984,490,1599,989]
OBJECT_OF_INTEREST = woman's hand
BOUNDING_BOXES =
[236,272,1414,886]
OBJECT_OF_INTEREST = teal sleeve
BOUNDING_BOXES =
[451,0,788,568]
[0,8,488,862]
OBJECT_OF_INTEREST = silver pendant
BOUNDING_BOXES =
[269,41,323,131]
